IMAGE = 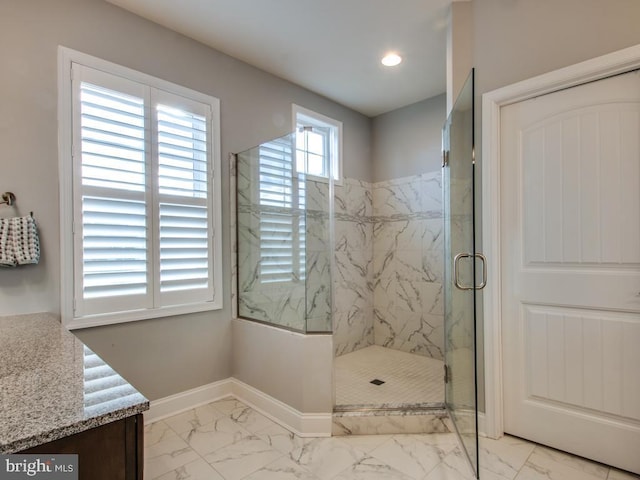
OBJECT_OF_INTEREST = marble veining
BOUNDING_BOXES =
[0,313,148,453]
[235,143,333,332]
[332,179,375,356]
[333,407,447,416]
[333,172,445,360]
[372,172,445,360]
[332,411,452,436]
[145,399,639,480]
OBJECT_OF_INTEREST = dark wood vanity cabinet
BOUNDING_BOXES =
[21,414,144,480]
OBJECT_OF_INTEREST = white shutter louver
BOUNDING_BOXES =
[82,197,147,298]
[157,105,207,198]
[157,104,211,296]
[80,84,146,192]
[79,82,149,304]
[159,203,209,292]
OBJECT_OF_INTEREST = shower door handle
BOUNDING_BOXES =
[454,253,487,290]
[453,253,473,290]
[476,253,487,290]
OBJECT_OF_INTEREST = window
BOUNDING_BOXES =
[254,107,340,286]
[292,104,342,182]
[59,48,222,329]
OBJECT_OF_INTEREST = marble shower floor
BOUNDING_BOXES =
[144,397,639,480]
[334,345,444,409]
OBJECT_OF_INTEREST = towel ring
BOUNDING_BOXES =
[1,192,16,207]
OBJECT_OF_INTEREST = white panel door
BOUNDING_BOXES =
[501,70,640,474]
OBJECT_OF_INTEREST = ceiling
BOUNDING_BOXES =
[106,0,452,117]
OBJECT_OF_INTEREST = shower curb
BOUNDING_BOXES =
[332,406,452,435]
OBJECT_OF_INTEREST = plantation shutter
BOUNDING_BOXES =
[73,66,151,316]
[154,92,214,305]
[71,64,214,317]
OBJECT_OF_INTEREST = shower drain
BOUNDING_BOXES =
[370,379,385,385]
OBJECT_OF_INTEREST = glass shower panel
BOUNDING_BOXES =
[236,132,332,333]
[443,70,479,478]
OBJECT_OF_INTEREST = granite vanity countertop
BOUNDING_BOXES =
[0,313,149,453]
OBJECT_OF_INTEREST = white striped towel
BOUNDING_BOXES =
[0,218,14,267]
[0,216,40,267]
[11,216,40,265]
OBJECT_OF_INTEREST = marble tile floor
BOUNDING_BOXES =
[144,397,639,480]
[334,345,444,409]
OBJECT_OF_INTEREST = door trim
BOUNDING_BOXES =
[481,43,640,439]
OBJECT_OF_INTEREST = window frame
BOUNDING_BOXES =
[58,47,223,330]
[292,104,343,184]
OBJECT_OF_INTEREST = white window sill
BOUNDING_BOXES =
[64,299,223,330]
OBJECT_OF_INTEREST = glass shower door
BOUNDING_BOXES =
[443,70,480,478]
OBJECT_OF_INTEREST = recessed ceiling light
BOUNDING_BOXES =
[381,53,402,67]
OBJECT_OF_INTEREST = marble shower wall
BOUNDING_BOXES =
[372,171,444,360]
[333,179,375,356]
[304,180,333,332]
[332,172,444,361]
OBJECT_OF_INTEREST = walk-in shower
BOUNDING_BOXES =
[233,86,478,469]
[235,129,448,411]
[331,170,447,411]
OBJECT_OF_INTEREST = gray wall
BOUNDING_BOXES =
[473,0,640,98]
[0,0,370,400]
[371,94,446,182]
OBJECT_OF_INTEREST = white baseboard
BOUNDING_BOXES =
[230,378,331,437]
[143,377,332,437]
[144,379,234,424]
